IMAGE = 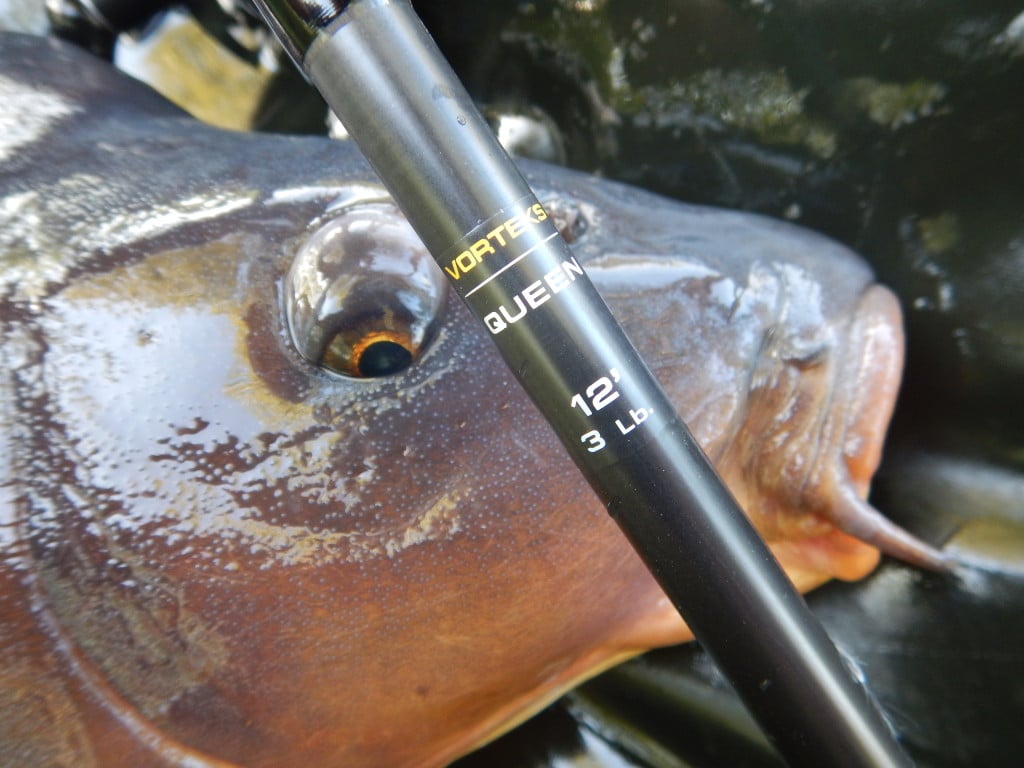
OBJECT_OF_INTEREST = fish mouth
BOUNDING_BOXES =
[718,283,950,590]
[825,284,952,573]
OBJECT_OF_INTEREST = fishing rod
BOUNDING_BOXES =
[246,2,913,766]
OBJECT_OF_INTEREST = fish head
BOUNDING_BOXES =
[1,30,941,768]
[8,123,682,764]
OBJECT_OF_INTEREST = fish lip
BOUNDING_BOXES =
[837,284,906,498]
[830,284,954,572]
[714,279,947,581]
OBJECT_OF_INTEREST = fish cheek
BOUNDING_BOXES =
[17,247,342,752]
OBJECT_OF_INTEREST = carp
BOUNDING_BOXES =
[0,32,943,767]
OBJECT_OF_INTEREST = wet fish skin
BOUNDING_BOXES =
[1,31,934,767]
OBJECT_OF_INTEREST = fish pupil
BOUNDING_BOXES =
[357,340,413,377]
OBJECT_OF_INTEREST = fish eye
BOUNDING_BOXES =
[285,203,446,379]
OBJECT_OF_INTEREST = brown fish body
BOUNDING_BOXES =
[1,33,937,767]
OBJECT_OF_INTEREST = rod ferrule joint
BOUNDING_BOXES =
[251,0,351,69]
